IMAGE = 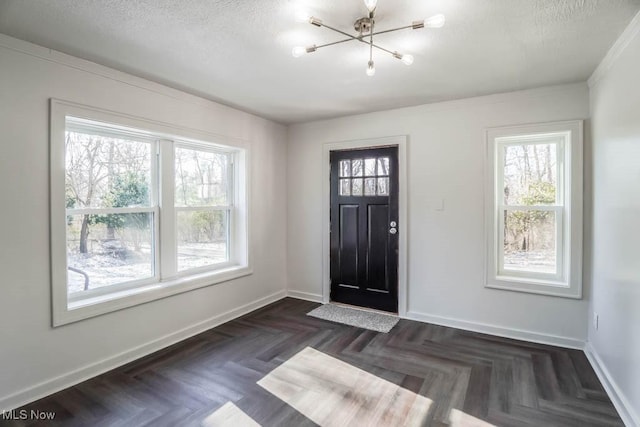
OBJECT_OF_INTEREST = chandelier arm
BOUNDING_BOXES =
[317,22,361,41]
[309,34,401,56]
[352,38,396,56]
[371,43,395,56]
[369,15,374,63]
[314,38,360,50]
[369,25,414,37]
[311,20,409,59]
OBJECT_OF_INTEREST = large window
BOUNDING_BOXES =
[51,100,250,325]
[485,121,583,298]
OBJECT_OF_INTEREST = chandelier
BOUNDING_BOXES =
[292,0,445,76]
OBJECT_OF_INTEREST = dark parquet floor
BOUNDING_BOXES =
[7,298,623,426]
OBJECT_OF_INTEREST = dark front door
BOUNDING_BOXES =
[330,146,399,313]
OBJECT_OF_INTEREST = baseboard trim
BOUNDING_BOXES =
[287,290,324,303]
[405,310,585,350]
[584,342,639,427]
[0,289,287,412]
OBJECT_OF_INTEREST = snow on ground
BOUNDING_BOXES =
[67,242,226,294]
[504,250,555,273]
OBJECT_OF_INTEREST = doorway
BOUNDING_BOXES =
[329,146,399,313]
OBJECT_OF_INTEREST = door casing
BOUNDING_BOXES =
[322,135,408,317]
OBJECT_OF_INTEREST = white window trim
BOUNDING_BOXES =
[484,120,583,299]
[50,99,252,326]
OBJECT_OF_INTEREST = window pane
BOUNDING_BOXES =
[352,159,363,177]
[339,160,351,177]
[65,131,151,209]
[352,178,363,196]
[177,210,228,271]
[364,178,376,196]
[66,213,154,294]
[175,147,229,207]
[364,158,376,176]
[339,179,351,196]
[503,143,557,206]
[377,157,390,176]
[503,210,556,274]
[377,177,389,196]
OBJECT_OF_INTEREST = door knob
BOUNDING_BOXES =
[390,221,397,227]
[389,227,397,234]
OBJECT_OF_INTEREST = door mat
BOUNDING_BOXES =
[307,304,399,333]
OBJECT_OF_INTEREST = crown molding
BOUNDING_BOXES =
[588,10,640,88]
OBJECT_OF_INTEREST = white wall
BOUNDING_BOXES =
[287,83,590,346]
[588,14,640,426]
[0,35,287,409]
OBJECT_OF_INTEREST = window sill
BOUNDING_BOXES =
[54,265,252,326]
[495,274,567,288]
[486,275,581,299]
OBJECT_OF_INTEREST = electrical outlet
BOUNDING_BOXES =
[594,313,599,330]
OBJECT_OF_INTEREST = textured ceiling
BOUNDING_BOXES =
[0,0,639,123]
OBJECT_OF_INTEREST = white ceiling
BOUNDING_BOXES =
[0,0,638,124]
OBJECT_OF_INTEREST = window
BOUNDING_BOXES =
[338,157,390,196]
[51,100,250,325]
[175,146,232,272]
[485,121,583,298]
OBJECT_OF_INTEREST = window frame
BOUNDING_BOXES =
[484,120,583,299]
[64,118,161,304]
[173,142,235,275]
[51,99,252,326]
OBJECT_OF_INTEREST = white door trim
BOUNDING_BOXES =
[322,135,408,317]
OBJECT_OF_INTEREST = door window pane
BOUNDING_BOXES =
[364,158,376,176]
[364,178,376,196]
[503,143,558,206]
[339,160,351,177]
[351,159,363,177]
[175,147,229,207]
[352,178,363,196]
[377,157,390,176]
[177,210,228,271]
[66,213,154,294]
[377,177,389,196]
[503,210,556,274]
[339,179,351,196]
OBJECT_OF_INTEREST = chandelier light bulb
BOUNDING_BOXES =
[366,61,376,76]
[295,10,311,23]
[363,0,378,12]
[292,46,306,58]
[425,14,446,28]
[401,54,414,65]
